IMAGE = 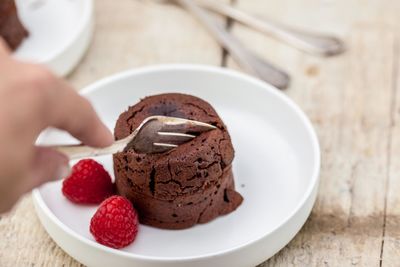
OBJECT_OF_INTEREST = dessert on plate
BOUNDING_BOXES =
[0,0,28,50]
[113,93,243,229]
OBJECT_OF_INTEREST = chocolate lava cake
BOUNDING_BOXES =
[113,93,243,229]
[0,0,28,50]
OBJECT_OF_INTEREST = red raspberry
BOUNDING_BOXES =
[62,159,114,204]
[90,196,139,249]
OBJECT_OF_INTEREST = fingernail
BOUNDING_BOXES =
[55,164,71,180]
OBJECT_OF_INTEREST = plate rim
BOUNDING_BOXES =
[33,64,321,262]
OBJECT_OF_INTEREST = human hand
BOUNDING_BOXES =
[0,39,113,213]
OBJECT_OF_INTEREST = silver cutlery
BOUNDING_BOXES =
[165,0,291,89]
[195,0,345,57]
[52,116,216,159]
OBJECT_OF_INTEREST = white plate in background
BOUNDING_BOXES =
[33,65,320,267]
[13,0,93,76]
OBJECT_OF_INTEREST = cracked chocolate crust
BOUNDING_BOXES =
[0,0,28,50]
[113,93,243,229]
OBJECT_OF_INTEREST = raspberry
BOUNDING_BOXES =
[62,159,114,204]
[90,196,139,249]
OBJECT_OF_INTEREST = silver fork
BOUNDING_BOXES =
[52,116,216,159]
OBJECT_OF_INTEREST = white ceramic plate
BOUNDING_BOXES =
[33,65,320,267]
[13,0,93,76]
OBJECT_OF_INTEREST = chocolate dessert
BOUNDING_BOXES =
[0,0,28,50]
[113,93,243,229]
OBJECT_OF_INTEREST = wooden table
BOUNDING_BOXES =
[1,0,400,266]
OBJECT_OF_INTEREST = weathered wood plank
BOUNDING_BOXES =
[68,0,226,88]
[381,35,400,267]
[255,25,396,267]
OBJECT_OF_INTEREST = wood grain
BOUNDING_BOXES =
[254,26,398,266]
[381,30,400,267]
[68,0,228,88]
[1,0,400,266]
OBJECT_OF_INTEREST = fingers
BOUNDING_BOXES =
[22,147,70,193]
[38,72,114,147]
[5,62,113,148]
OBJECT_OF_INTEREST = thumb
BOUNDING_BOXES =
[24,147,70,193]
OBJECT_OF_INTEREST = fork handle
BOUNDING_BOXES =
[52,141,126,160]
[175,0,290,89]
[195,0,345,56]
